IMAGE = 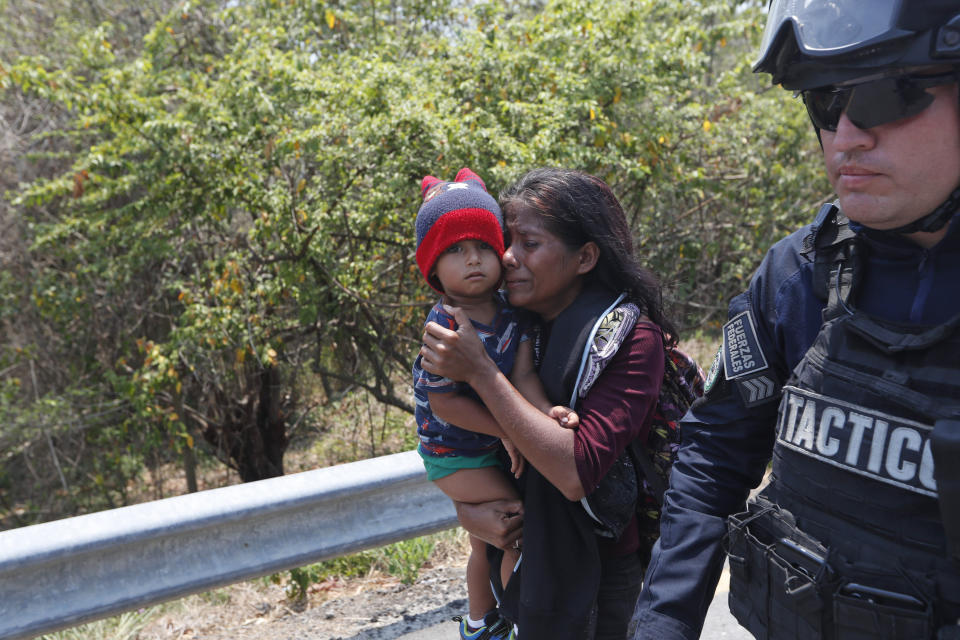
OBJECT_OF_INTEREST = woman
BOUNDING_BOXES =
[420,168,679,640]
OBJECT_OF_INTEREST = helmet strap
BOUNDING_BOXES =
[887,184,960,234]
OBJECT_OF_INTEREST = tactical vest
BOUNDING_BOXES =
[726,205,960,640]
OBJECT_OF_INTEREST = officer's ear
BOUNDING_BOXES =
[575,242,599,275]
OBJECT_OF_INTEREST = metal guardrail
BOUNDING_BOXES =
[0,449,458,640]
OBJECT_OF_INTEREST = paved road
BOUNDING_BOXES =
[397,561,752,640]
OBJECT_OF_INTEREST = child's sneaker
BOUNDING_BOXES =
[453,612,516,640]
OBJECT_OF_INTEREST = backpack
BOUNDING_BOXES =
[561,296,704,543]
[630,346,704,548]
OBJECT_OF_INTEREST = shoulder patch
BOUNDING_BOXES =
[736,374,779,407]
[722,311,769,380]
[723,311,779,407]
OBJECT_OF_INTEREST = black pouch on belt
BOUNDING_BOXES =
[931,418,960,563]
[832,581,931,640]
[725,497,832,640]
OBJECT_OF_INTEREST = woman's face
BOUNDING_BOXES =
[502,205,591,321]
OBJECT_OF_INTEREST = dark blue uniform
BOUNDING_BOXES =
[631,207,960,640]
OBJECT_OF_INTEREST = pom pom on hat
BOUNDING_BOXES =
[415,168,504,292]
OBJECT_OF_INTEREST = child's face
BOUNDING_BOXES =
[431,239,502,302]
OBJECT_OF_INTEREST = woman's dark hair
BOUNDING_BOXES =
[500,168,678,344]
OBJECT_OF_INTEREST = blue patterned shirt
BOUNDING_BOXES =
[413,292,528,457]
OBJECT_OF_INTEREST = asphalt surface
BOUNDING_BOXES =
[397,561,752,640]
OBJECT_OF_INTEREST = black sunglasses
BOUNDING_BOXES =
[801,71,957,132]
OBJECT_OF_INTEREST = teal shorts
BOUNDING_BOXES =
[417,446,503,482]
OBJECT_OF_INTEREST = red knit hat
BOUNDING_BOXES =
[415,168,505,292]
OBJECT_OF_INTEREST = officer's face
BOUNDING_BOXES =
[821,82,960,243]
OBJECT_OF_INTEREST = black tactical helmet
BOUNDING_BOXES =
[754,0,960,90]
[755,0,960,235]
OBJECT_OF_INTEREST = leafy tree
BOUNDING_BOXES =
[1,0,828,524]
[0,0,193,524]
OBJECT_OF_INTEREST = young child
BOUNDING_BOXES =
[412,168,574,640]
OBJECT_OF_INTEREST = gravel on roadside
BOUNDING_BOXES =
[139,562,469,640]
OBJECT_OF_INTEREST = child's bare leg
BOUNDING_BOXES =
[433,466,519,504]
[434,467,520,624]
[467,534,497,620]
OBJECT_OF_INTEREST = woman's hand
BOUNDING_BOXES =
[455,499,524,550]
[549,406,580,429]
[427,309,583,501]
[420,306,495,385]
[501,438,526,478]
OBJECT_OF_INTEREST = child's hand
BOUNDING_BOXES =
[501,438,526,479]
[548,405,580,429]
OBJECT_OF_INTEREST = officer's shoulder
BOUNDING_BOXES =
[753,221,817,286]
[766,221,816,261]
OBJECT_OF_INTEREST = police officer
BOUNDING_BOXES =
[630,1,960,639]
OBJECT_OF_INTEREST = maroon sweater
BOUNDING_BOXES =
[572,320,665,555]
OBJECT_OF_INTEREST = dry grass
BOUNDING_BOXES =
[678,329,721,375]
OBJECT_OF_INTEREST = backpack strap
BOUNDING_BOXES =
[805,201,863,321]
[535,288,641,536]
[569,296,637,405]
[536,288,624,406]
[569,297,641,534]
